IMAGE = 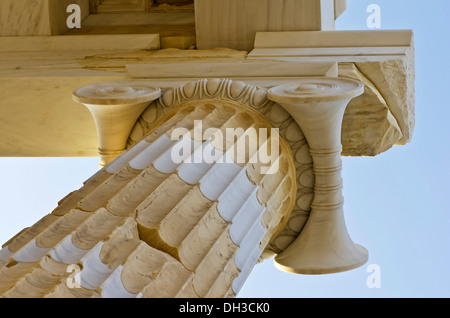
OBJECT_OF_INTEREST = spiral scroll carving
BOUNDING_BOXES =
[127,78,315,257]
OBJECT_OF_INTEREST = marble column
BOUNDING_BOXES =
[268,77,368,274]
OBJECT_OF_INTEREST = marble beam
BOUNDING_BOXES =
[195,0,336,52]
[249,30,415,148]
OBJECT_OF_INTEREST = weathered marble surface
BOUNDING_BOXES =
[0,26,414,159]
[126,61,338,79]
[0,99,297,298]
[0,75,123,157]
[339,63,402,156]
[0,0,51,36]
[0,48,245,157]
[195,0,336,51]
[0,34,160,157]
[0,39,413,158]
[249,30,415,150]
[0,34,160,54]
[356,48,415,145]
[73,81,162,166]
[0,0,90,36]
[268,78,368,274]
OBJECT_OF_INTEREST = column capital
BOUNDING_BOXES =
[268,77,363,104]
[73,80,161,166]
[268,77,363,150]
[268,77,367,275]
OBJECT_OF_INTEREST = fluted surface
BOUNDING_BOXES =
[0,99,296,298]
[128,79,316,258]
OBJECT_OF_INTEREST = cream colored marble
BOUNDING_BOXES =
[126,61,338,79]
[96,0,146,13]
[0,75,125,157]
[249,30,415,146]
[0,0,89,36]
[339,63,403,156]
[80,48,247,71]
[356,52,415,146]
[334,0,347,19]
[268,78,368,274]
[0,0,51,36]
[195,0,336,52]
[0,98,297,298]
[63,0,196,49]
[253,30,413,49]
[149,1,195,13]
[0,34,160,53]
[73,81,161,166]
[0,23,415,158]
[249,47,410,62]
[127,78,313,259]
[82,11,195,26]
[0,0,417,299]
[122,72,401,157]
[0,34,160,157]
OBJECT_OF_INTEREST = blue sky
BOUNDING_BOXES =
[0,0,449,298]
[239,0,450,298]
